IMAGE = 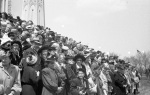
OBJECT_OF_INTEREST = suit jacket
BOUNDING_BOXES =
[42,67,59,95]
[114,71,127,95]
[0,63,22,95]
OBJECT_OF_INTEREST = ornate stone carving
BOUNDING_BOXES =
[23,0,29,7]
[8,0,11,13]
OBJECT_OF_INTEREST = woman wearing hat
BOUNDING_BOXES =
[10,41,23,66]
[21,53,39,95]
[71,54,87,79]
[0,50,21,95]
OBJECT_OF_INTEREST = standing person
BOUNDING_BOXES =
[71,54,87,78]
[21,53,39,95]
[114,64,127,95]
[70,68,89,95]
[41,56,63,95]
[10,41,23,66]
[0,50,22,95]
[0,12,10,37]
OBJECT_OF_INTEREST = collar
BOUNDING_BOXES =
[0,62,16,77]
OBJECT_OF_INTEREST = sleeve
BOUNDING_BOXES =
[0,84,4,94]
[11,67,22,95]
[70,79,80,95]
[114,74,125,89]
[42,70,58,92]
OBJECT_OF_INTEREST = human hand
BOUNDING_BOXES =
[79,91,83,95]
[57,87,63,93]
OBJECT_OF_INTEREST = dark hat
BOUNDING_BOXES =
[116,64,124,70]
[65,55,74,60]
[38,45,50,54]
[109,62,114,65]
[8,32,15,37]
[73,54,86,62]
[45,55,57,63]
[77,68,85,74]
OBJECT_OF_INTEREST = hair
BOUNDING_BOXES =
[1,12,8,19]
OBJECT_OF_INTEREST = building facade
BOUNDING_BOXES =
[0,0,45,26]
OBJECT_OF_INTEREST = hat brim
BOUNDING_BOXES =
[73,54,86,61]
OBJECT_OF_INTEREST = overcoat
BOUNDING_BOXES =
[114,71,127,95]
[21,66,39,95]
[0,63,22,95]
[41,67,59,95]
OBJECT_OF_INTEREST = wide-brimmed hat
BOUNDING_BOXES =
[30,38,42,45]
[38,45,50,54]
[73,54,86,62]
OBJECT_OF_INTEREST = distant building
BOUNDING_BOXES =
[0,0,45,27]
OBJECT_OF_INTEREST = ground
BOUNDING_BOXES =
[138,75,150,95]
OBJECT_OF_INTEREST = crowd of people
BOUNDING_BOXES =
[0,12,141,95]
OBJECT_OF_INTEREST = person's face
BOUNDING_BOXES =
[67,59,74,64]
[42,50,48,60]
[118,69,124,74]
[2,56,11,66]
[109,64,115,71]
[76,58,83,65]
[2,13,6,19]
[78,71,85,79]
[50,50,56,56]
[12,43,20,51]
[21,22,26,28]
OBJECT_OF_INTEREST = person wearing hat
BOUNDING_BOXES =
[8,29,20,41]
[0,50,21,95]
[0,33,12,51]
[70,68,89,95]
[114,64,128,95]
[36,46,56,95]
[41,56,63,95]
[71,54,87,79]
[9,41,23,66]
[21,52,40,95]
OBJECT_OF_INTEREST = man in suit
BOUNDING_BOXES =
[114,64,128,95]
[42,56,63,95]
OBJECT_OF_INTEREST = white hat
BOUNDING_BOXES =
[62,46,69,50]
[0,33,12,45]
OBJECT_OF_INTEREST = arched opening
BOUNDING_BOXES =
[22,5,28,20]
[29,5,36,24]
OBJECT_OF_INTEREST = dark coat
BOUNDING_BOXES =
[114,71,127,95]
[108,70,118,95]
[42,67,59,95]
[21,66,39,95]
[70,78,89,95]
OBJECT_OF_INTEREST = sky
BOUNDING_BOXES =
[45,0,150,58]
